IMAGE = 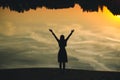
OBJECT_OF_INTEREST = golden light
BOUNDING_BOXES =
[103,7,120,23]
[117,15,120,18]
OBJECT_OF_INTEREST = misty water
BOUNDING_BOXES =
[0,5,120,71]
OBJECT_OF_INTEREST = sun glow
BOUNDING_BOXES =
[103,7,120,23]
[117,15,120,18]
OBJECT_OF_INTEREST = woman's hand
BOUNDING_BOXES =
[49,29,53,32]
[71,29,74,33]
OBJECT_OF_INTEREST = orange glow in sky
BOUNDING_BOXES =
[0,4,120,35]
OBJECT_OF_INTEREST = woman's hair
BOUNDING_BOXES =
[60,35,67,46]
[60,35,65,40]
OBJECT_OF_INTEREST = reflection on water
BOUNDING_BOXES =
[0,4,120,72]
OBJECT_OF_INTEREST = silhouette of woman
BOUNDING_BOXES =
[49,29,74,70]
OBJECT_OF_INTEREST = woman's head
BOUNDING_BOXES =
[60,35,65,40]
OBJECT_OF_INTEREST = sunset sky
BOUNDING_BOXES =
[0,4,120,71]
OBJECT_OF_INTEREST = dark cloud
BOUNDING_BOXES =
[0,34,51,68]
[0,42,57,69]
[0,0,120,15]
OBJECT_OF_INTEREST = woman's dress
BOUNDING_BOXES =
[58,40,68,63]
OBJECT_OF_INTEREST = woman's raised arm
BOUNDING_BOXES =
[49,29,59,42]
[66,29,74,41]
